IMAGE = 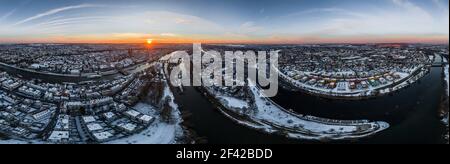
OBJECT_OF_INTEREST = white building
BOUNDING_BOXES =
[48,131,70,143]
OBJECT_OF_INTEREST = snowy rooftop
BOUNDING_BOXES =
[93,131,113,141]
[125,110,140,118]
[48,131,69,141]
[139,115,154,123]
[118,123,137,132]
[86,123,103,132]
[103,112,116,119]
[82,116,96,123]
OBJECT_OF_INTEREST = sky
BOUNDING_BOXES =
[0,0,448,44]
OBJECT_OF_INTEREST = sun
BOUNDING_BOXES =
[146,39,153,44]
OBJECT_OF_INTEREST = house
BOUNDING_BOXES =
[33,109,54,121]
[82,116,96,124]
[138,115,154,124]
[86,123,103,132]
[102,112,116,122]
[92,131,114,142]
[48,131,70,143]
[117,122,137,133]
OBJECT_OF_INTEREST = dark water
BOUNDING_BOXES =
[173,67,447,144]
[174,87,308,144]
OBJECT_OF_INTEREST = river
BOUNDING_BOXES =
[173,67,447,144]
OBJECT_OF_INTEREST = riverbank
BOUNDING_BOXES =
[281,67,429,100]
[199,83,389,141]
[441,63,449,144]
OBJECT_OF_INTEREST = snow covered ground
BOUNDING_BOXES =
[0,139,28,144]
[443,64,449,126]
[0,139,44,144]
[246,83,389,140]
[218,96,249,109]
[445,64,449,96]
[107,85,184,144]
[204,81,389,140]
[107,66,184,144]
[107,115,180,144]
[106,102,179,144]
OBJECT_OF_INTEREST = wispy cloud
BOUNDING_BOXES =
[280,0,448,37]
[160,33,177,37]
[239,21,263,34]
[1,0,447,44]
[13,4,101,26]
[0,9,17,21]
[259,8,265,14]
[391,0,433,19]
[142,11,224,33]
[283,8,368,18]
[32,16,112,28]
[432,0,449,12]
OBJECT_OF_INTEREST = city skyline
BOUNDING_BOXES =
[0,0,449,44]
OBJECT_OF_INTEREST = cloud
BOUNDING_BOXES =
[239,21,263,34]
[431,0,449,29]
[259,8,265,14]
[391,0,433,19]
[160,33,177,37]
[111,33,151,38]
[5,9,226,40]
[175,18,193,24]
[32,16,112,28]
[0,9,16,21]
[141,11,224,33]
[432,0,449,12]
[280,0,448,37]
[13,4,101,26]
[283,8,368,18]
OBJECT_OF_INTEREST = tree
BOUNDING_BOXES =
[160,97,174,123]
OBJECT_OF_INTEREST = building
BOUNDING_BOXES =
[33,109,54,121]
[86,123,103,132]
[102,112,116,122]
[92,131,114,142]
[117,122,137,133]
[138,115,154,124]
[48,131,70,143]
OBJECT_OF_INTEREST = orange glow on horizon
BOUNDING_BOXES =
[1,34,448,45]
[146,39,153,44]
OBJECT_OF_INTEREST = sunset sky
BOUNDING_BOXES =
[0,0,448,44]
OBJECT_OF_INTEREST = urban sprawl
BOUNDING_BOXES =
[0,43,448,143]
